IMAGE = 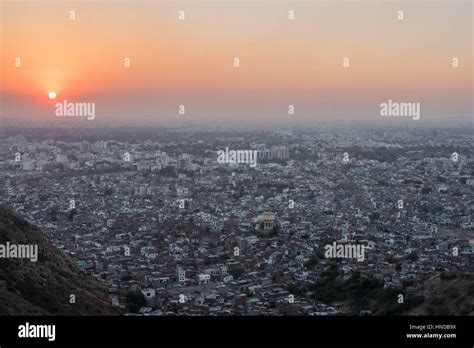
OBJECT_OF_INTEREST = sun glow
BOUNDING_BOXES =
[48,92,57,99]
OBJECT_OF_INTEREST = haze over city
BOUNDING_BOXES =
[0,2,474,346]
[1,0,472,128]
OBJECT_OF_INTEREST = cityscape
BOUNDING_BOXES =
[1,126,472,316]
[0,0,472,344]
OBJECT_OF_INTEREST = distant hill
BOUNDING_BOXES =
[307,264,474,315]
[0,206,117,315]
[402,271,474,316]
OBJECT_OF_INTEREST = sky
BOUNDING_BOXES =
[1,0,472,128]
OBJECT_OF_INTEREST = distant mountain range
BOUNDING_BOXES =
[0,206,117,315]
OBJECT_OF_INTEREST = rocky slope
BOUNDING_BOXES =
[0,206,117,315]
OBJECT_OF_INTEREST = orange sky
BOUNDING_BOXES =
[1,0,472,126]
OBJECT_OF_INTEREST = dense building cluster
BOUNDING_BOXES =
[0,127,472,315]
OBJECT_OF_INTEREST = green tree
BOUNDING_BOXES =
[125,290,146,313]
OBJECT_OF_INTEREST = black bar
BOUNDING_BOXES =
[0,316,473,346]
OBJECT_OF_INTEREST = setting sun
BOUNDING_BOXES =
[48,92,57,99]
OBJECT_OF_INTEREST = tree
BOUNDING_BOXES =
[421,187,432,194]
[287,282,302,295]
[67,209,77,222]
[306,253,319,268]
[125,290,146,313]
[407,253,418,262]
